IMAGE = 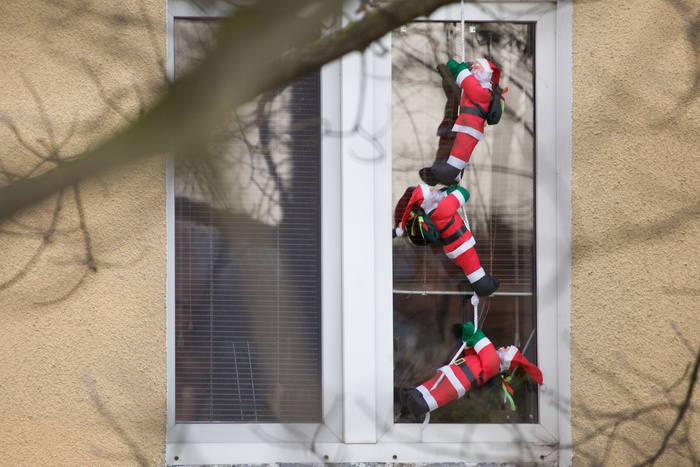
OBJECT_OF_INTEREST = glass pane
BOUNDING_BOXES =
[173,18,322,423]
[392,21,537,424]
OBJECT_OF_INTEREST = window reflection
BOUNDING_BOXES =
[173,18,322,423]
[392,21,538,423]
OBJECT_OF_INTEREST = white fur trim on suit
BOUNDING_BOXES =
[439,365,466,397]
[476,58,492,74]
[473,337,492,354]
[467,267,485,283]
[451,189,467,206]
[447,155,469,170]
[455,68,470,87]
[417,385,439,411]
[451,124,483,141]
[445,236,476,259]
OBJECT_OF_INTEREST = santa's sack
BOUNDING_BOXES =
[472,84,507,125]
[406,208,441,245]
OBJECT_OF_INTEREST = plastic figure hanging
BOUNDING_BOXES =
[399,322,543,418]
[393,183,499,297]
[419,59,506,187]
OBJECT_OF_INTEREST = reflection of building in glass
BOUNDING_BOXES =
[391,21,538,424]
[174,17,322,422]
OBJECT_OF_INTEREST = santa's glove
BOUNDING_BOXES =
[465,327,486,348]
[446,184,470,202]
[447,60,468,80]
[461,321,476,343]
[471,274,500,297]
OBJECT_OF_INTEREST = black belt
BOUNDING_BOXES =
[442,225,468,246]
[453,358,483,388]
[460,105,486,118]
[439,216,456,234]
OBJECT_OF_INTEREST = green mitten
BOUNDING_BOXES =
[446,60,468,80]
[461,322,475,342]
[465,328,486,348]
[446,185,470,202]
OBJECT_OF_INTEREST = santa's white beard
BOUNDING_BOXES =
[473,70,493,89]
[421,189,447,214]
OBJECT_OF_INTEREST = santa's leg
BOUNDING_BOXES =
[419,65,461,186]
[447,240,499,297]
[400,365,473,417]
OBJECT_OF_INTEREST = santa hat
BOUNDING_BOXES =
[393,186,415,236]
[474,59,501,89]
[396,184,432,236]
[499,346,543,385]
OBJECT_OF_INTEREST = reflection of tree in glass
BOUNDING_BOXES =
[391,20,538,424]
[172,14,323,423]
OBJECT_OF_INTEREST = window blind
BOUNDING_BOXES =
[174,18,322,423]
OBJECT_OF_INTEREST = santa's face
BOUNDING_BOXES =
[421,187,447,214]
[471,59,493,87]
[497,346,511,355]
[497,346,512,369]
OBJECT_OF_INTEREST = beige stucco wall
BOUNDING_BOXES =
[2,0,700,465]
[572,0,700,465]
[0,1,167,466]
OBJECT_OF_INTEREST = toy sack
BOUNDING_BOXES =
[474,85,507,125]
[406,208,441,245]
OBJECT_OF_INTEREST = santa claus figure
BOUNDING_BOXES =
[399,322,543,417]
[420,59,502,187]
[394,183,499,297]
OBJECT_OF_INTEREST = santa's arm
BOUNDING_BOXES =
[463,324,501,383]
[447,60,491,101]
[431,185,469,223]
[455,69,492,102]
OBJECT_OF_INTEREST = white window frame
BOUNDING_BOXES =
[166,1,572,465]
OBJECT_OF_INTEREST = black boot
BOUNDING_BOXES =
[420,163,462,186]
[471,274,500,297]
[418,167,441,186]
[400,387,430,417]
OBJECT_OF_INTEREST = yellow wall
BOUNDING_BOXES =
[572,0,700,465]
[0,1,167,465]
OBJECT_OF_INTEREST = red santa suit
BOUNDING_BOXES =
[420,59,501,187]
[395,184,499,297]
[448,58,498,169]
[400,330,543,417]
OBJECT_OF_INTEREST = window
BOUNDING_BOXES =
[391,21,538,424]
[172,16,323,423]
[167,2,571,464]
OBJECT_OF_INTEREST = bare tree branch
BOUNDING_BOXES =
[634,344,700,467]
[0,0,458,221]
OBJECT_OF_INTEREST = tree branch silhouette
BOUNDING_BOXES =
[0,0,458,221]
[635,343,700,467]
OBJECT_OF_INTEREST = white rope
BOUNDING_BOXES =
[418,412,430,441]
[460,0,465,62]
[461,204,471,232]
[422,2,469,441]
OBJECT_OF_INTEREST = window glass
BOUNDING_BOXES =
[173,18,322,423]
[392,21,538,424]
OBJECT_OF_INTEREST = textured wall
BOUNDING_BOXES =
[0,1,167,465]
[572,0,700,465]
